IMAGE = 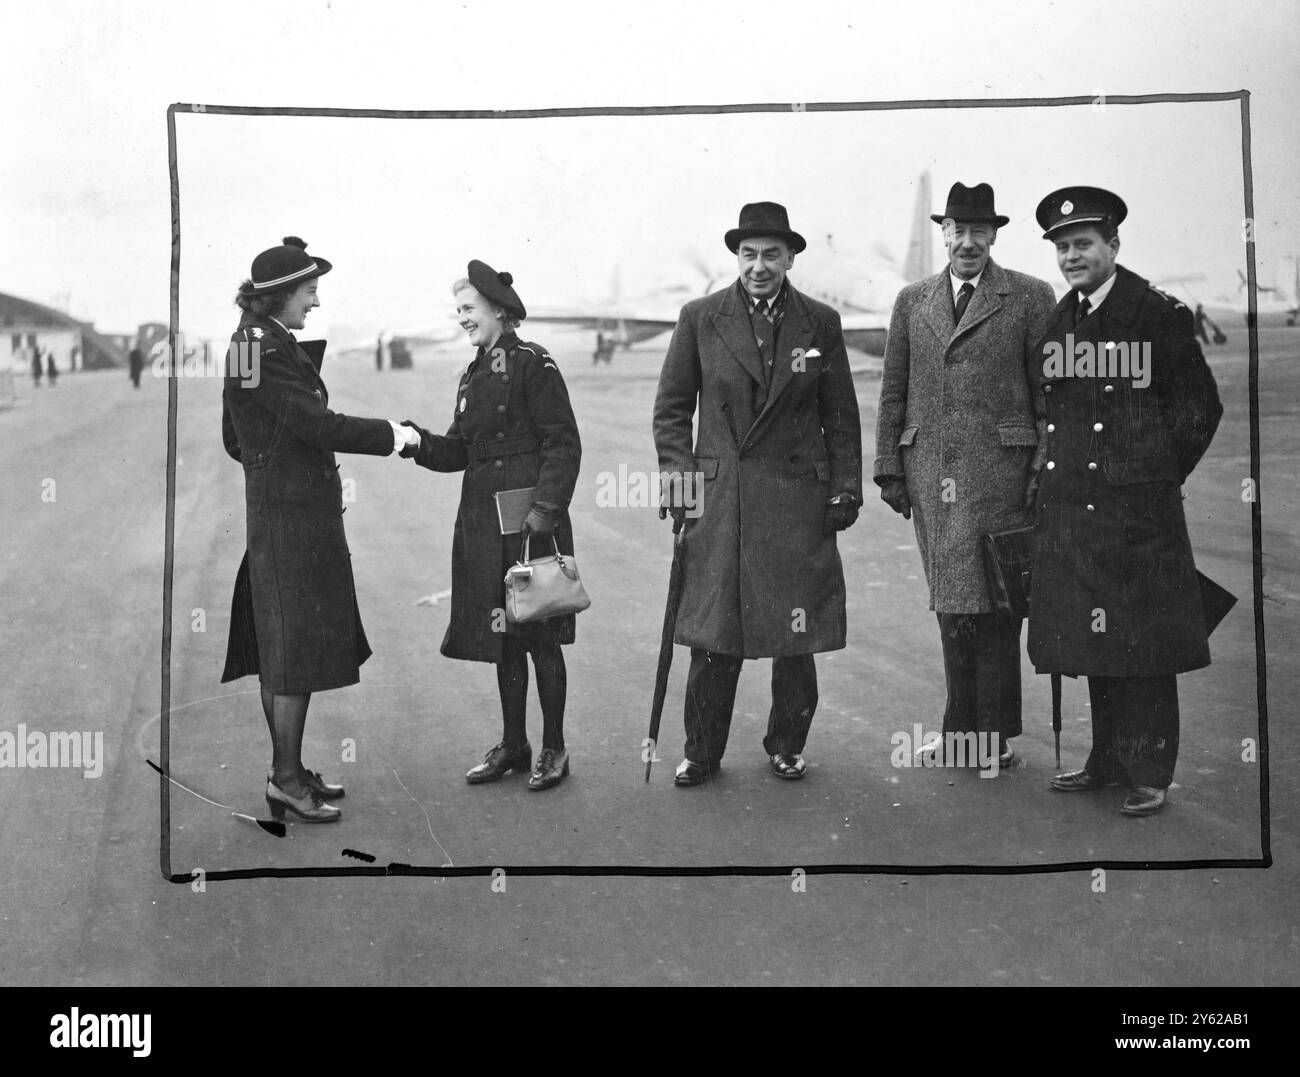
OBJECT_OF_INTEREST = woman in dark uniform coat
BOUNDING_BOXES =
[221,236,417,822]
[400,260,582,790]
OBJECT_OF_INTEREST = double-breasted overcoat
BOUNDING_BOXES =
[221,313,395,693]
[1027,265,1222,676]
[653,281,863,658]
[402,330,582,663]
[875,260,1058,613]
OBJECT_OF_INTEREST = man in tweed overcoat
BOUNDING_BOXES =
[874,182,1056,767]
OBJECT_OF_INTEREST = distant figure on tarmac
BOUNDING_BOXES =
[654,201,863,785]
[376,334,384,371]
[1194,303,1226,345]
[221,236,419,825]
[128,347,144,388]
[398,260,583,792]
[31,347,42,387]
[45,353,58,386]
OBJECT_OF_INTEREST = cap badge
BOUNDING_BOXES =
[1061,200,1074,214]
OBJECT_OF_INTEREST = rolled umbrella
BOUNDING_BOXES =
[645,521,688,782]
[1051,672,1062,771]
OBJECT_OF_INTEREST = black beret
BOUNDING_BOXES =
[466,259,526,320]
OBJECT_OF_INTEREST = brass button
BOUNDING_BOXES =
[1093,422,1104,432]
[493,460,504,469]
[496,432,505,440]
[1086,503,1095,512]
[501,374,510,383]
[1046,461,1055,470]
[1047,423,1055,433]
[1088,461,1098,471]
[1044,385,1052,393]
[496,404,506,413]
[1104,384,1114,393]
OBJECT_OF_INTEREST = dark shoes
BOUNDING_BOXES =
[674,758,720,786]
[300,768,345,800]
[1050,768,1117,792]
[1121,786,1167,816]
[466,741,533,784]
[528,747,570,791]
[265,777,342,823]
[769,753,807,780]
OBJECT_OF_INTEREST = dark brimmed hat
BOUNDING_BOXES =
[724,202,807,254]
[465,259,526,320]
[238,236,332,296]
[1036,186,1128,239]
[930,182,1010,227]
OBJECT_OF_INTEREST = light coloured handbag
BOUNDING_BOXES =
[504,533,591,624]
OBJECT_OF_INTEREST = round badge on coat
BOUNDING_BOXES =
[459,396,467,413]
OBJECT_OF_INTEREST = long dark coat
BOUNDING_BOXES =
[1027,265,1222,676]
[221,313,395,693]
[402,331,582,663]
[653,280,863,658]
[874,260,1058,612]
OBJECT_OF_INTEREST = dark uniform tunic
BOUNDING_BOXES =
[221,313,394,693]
[403,331,581,663]
[1028,265,1222,677]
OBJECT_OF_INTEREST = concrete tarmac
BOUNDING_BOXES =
[0,326,1295,985]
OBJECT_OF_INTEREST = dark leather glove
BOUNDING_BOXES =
[880,479,912,520]
[823,498,860,536]
[658,504,688,534]
[521,502,559,537]
[1024,470,1042,512]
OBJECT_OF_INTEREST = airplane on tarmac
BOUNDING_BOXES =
[527,172,937,361]
[1161,259,1298,328]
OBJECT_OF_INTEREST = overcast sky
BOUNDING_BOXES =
[2,0,1297,344]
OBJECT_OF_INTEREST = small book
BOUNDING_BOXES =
[495,487,538,535]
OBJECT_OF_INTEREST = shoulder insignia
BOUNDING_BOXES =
[251,327,264,339]
[543,360,559,372]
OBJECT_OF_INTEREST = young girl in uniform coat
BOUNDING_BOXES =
[399,261,582,790]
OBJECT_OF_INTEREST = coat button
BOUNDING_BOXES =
[1088,461,1098,470]
[1044,385,1052,393]
[1093,422,1104,432]
[496,431,505,440]
[1047,423,1055,433]
[501,374,510,383]
[1086,503,1095,512]
[496,404,506,413]
[1104,384,1114,393]
[493,459,504,469]
[1046,461,1055,470]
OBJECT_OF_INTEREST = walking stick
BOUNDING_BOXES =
[645,520,688,782]
[1051,672,1062,770]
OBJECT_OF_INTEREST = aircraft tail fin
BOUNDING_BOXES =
[902,170,933,283]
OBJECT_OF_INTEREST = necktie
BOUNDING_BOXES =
[750,299,774,375]
[953,281,974,324]
[1075,296,1092,326]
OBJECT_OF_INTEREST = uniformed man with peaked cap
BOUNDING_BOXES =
[1028,186,1223,815]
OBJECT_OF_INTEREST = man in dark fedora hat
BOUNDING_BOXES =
[875,181,1057,773]
[1029,186,1223,816]
[653,201,862,785]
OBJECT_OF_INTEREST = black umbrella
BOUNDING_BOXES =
[645,521,688,782]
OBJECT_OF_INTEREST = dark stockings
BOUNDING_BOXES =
[497,636,566,752]
[261,685,311,795]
